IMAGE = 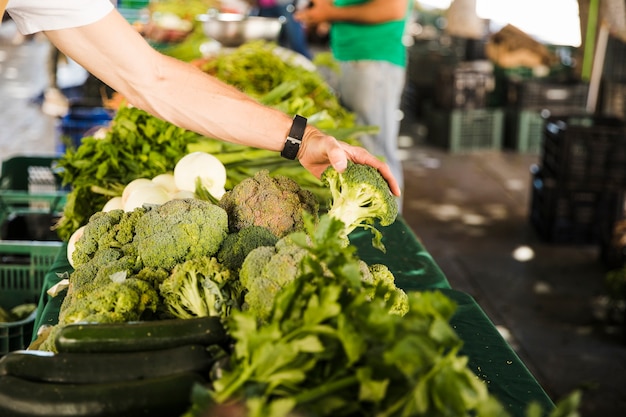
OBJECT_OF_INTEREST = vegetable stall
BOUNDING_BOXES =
[0,13,577,417]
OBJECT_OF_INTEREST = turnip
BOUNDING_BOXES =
[170,189,196,200]
[67,226,85,268]
[102,196,124,212]
[121,178,154,206]
[123,183,170,211]
[174,151,227,198]
[151,173,178,195]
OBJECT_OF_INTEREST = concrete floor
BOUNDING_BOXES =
[1,20,626,417]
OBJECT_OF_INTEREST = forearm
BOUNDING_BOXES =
[45,10,293,153]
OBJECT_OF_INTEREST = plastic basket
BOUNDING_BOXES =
[0,156,68,228]
[427,108,504,152]
[0,241,63,356]
[505,109,547,153]
[529,166,624,244]
[435,65,494,110]
[541,116,626,191]
[58,106,113,150]
[507,79,589,113]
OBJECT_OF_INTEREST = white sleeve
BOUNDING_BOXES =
[6,0,115,34]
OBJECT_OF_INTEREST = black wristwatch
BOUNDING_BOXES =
[281,115,307,160]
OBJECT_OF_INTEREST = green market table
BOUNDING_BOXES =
[33,216,555,417]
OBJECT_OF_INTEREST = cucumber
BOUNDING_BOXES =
[55,316,227,353]
[0,344,215,384]
[0,372,204,417]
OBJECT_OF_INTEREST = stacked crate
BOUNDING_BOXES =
[0,241,62,356]
[427,61,503,152]
[505,79,589,153]
[0,156,66,355]
[530,116,626,245]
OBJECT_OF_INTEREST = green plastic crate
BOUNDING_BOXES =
[0,241,63,356]
[428,108,504,152]
[505,109,547,153]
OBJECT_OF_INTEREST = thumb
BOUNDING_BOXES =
[329,147,348,173]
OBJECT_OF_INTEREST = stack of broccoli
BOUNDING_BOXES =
[41,164,402,352]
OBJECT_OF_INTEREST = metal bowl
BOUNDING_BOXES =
[198,12,284,47]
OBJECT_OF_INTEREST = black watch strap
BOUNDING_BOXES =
[281,115,307,160]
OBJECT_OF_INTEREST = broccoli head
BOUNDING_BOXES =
[71,209,125,266]
[66,252,142,303]
[134,198,229,270]
[321,161,398,252]
[238,234,308,321]
[159,256,242,320]
[71,207,146,267]
[217,225,279,272]
[58,275,159,326]
[218,170,319,238]
[364,263,409,316]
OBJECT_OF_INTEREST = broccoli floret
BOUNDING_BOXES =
[58,276,159,325]
[71,209,125,266]
[71,207,146,267]
[365,263,409,316]
[238,235,308,321]
[134,198,229,270]
[217,225,279,272]
[321,161,398,252]
[218,170,319,238]
[131,265,171,287]
[67,253,141,300]
[159,256,242,320]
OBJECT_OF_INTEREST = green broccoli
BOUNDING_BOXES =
[66,253,141,302]
[217,225,279,272]
[71,207,146,267]
[58,276,159,326]
[71,209,125,266]
[134,198,229,270]
[159,256,242,320]
[40,275,160,353]
[238,233,308,321]
[218,170,319,238]
[365,263,409,316]
[321,161,398,252]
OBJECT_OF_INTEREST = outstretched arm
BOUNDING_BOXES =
[44,8,400,196]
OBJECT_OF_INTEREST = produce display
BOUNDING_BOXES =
[0,31,581,417]
[0,157,580,416]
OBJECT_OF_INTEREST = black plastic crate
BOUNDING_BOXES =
[504,109,548,153]
[506,79,588,113]
[529,166,623,244]
[540,116,626,190]
[435,64,495,110]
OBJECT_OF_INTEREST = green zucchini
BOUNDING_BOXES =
[0,372,204,417]
[0,344,215,384]
[55,316,227,353]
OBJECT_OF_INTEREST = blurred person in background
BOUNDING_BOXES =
[296,0,411,203]
[1,0,400,196]
[252,0,313,59]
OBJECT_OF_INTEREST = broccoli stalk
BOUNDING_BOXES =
[321,161,398,252]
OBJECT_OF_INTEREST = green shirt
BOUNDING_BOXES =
[330,0,410,68]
